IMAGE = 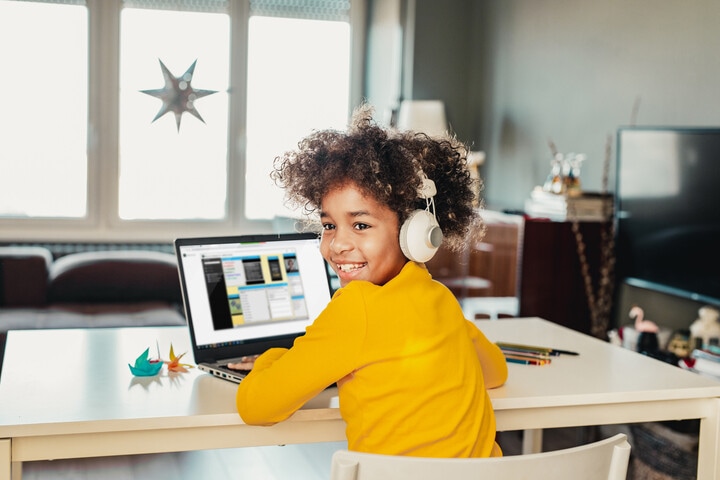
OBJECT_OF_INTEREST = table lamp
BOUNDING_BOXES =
[396,100,448,137]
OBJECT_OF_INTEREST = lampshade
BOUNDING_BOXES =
[396,100,448,137]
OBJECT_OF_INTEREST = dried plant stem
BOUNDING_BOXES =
[565,134,616,339]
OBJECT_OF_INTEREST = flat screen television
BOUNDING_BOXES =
[615,127,720,307]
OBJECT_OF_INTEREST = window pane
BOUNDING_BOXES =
[245,16,350,220]
[119,8,229,220]
[0,1,88,218]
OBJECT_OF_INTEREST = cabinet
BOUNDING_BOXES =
[519,218,609,334]
[426,211,523,317]
[426,214,610,333]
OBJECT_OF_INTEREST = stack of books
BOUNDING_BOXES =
[524,187,613,222]
[687,347,720,379]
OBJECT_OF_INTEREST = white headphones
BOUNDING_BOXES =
[399,174,444,262]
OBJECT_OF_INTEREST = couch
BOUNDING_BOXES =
[0,246,187,373]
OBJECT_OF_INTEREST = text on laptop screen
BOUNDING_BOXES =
[177,236,331,348]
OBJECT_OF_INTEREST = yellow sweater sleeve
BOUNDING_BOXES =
[465,320,508,389]
[236,288,365,425]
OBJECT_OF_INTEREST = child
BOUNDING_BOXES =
[235,104,508,458]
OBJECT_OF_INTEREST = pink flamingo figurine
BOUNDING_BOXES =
[629,305,659,333]
[629,305,659,353]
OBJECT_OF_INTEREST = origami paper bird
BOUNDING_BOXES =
[164,343,194,373]
[128,347,163,377]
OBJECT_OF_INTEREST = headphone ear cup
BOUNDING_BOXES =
[399,209,444,263]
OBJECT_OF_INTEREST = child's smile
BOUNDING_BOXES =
[320,183,407,287]
[336,262,366,273]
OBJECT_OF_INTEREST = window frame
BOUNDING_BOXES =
[0,0,365,243]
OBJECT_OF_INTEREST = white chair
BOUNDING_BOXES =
[462,295,520,321]
[330,433,631,480]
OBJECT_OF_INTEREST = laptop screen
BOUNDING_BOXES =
[175,233,333,362]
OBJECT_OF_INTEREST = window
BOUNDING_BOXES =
[0,0,362,240]
[0,0,88,218]
[119,7,230,220]
[245,7,351,220]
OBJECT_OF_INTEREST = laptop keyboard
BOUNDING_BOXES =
[222,364,251,376]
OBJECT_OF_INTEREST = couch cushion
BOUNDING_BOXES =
[48,250,182,305]
[0,246,53,307]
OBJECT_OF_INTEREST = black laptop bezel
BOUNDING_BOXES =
[174,232,331,365]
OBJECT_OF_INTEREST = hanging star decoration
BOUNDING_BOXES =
[141,59,217,131]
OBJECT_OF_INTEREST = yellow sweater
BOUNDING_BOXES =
[236,261,508,457]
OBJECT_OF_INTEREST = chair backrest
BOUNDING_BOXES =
[330,433,631,480]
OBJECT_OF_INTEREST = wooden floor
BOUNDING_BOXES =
[20,429,586,480]
[22,441,349,480]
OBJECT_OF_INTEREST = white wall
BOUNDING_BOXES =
[475,0,720,210]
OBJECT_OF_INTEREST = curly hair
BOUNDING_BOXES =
[270,104,483,251]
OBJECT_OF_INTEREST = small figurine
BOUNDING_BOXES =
[689,305,720,349]
[128,343,193,376]
[667,330,692,358]
[164,343,193,373]
[542,151,586,196]
[128,347,163,377]
[543,154,564,194]
[629,305,659,353]
[565,153,585,197]
[630,305,659,333]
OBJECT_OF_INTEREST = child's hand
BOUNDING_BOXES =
[227,354,260,371]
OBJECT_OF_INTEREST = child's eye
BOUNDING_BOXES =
[354,223,370,230]
[322,223,336,231]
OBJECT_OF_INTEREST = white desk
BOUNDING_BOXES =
[1,318,719,480]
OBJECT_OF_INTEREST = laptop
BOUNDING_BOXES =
[174,233,334,383]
